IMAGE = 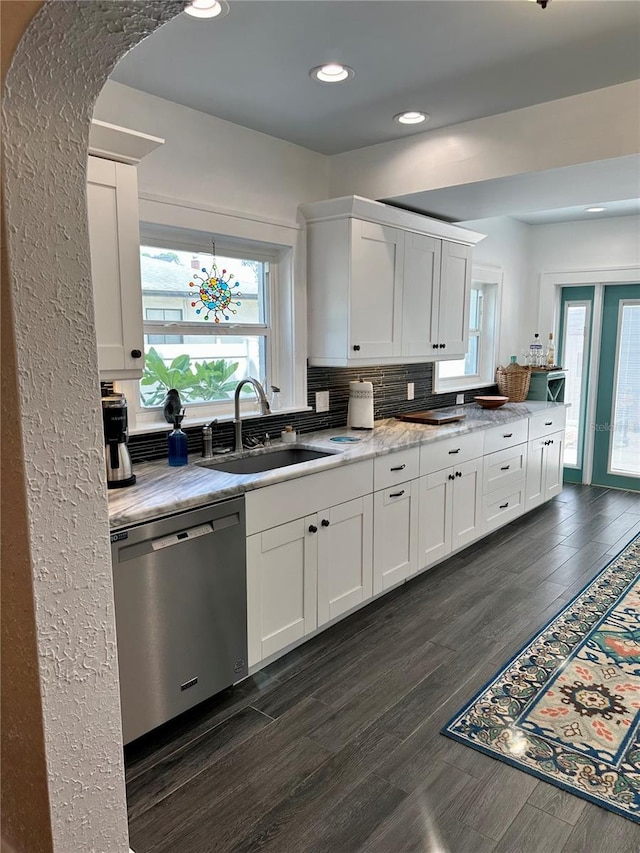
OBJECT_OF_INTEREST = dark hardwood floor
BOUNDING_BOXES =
[125,484,640,853]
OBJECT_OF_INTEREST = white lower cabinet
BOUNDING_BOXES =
[373,481,419,593]
[417,456,483,570]
[246,516,318,667]
[526,431,564,510]
[246,411,566,670]
[246,492,373,665]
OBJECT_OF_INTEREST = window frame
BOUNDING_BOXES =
[118,219,307,432]
[433,266,502,394]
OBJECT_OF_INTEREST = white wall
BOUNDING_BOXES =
[458,216,531,366]
[94,80,329,225]
[530,215,640,334]
[329,81,640,201]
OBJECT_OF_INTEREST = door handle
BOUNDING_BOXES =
[321,519,330,527]
[390,464,406,471]
[389,490,405,498]
[448,448,461,454]
[500,465,510,471]
[308,524,317,534]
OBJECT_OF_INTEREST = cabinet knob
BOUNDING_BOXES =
[455,470,462,477]
[448,473,455,481]
[321,518,330,527]
[352,344,361,352]
[549,439,554,445]
[130,348,142,359]
[308,524,317,534]
[440,343,446,349]
[432,344,438,350]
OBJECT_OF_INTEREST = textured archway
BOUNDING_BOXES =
[2,2,183,850]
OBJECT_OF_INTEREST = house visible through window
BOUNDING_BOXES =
[138,243,270,410]
[434,269,501,393]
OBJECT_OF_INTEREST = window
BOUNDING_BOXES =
[434,267,501,393]
[145,308,184,345]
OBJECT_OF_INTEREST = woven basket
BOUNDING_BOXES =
[496,364,531,402]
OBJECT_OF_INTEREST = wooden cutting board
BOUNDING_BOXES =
[396,410,466,425]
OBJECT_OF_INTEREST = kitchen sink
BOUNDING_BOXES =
[201,447,336,475]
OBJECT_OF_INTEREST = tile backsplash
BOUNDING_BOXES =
[125,363,498,463]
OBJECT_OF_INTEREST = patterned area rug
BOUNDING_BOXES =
[442,534,640,823]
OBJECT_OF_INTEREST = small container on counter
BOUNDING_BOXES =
[281,425,297,444]
[168,413,188,466]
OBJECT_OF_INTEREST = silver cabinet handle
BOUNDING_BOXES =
[390,464,406,471]
[389,490,405,498]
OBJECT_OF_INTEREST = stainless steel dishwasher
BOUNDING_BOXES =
[110,497,247,744]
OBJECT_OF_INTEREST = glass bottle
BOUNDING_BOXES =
[168,413,188,467]
[529,333,543,367]
[546,333,555,368]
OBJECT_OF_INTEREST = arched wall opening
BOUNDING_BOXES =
[2,3,184,851]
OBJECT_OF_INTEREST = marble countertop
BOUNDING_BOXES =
[109,400,566,530]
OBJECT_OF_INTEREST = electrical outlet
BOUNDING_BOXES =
[407,382,415,401]
[456,393,465,405]
[315,390,329,413]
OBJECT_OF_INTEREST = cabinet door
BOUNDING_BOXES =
[87,156,144,379]
[401,232,440,357]
[246,516,318,667]
[543,431,564,500]
[373,481,419,593]
[434,241,472,357]
[451,457,484,550]
[317,495,373,626]
[417,468,452,570]
[349,220,403,360]
[526,438,545,511]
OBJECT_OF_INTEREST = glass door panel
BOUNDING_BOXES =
[593,285,640,490]
[558,287,594,482]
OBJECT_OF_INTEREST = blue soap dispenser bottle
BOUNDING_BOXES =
[168,411,188,467]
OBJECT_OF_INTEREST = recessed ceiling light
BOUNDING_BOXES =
[585,206,607,213]
[394,111,429,125]
[310,64,354,83]
[184,0,229,20]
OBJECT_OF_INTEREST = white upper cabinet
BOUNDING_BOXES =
[301,196,484,367]
[87,156,145,380]
[86,121,164,381]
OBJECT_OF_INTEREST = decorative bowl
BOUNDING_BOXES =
[474,395,509,409]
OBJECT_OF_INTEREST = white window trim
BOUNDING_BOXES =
[433,266,503,394]
[117,206,309,432]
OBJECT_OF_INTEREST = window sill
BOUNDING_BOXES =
[433,376,494,394]
[129,405,313,436]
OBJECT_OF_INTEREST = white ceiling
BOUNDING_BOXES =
[111,0,640,224]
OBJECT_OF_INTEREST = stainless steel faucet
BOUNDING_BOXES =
[234,378,271,451]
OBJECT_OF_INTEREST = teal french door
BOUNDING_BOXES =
[592,284,640,490]
[558,286,594,483]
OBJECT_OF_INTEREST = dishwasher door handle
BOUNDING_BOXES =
[117,513,240,561]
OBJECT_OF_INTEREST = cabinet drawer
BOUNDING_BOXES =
[420,431,484,475]
[529,408,567,440]
[484,484,526,532]
[374,447,420,490]
[483,419,529,455]
[245,459,373,535]
[483,444,527,494]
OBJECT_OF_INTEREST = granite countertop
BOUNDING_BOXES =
[108,400,566,530]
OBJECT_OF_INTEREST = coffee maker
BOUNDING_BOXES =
[102,393,136,489]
